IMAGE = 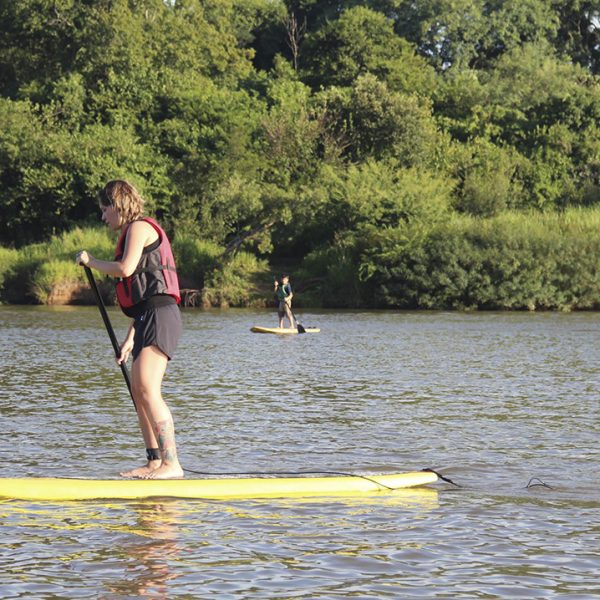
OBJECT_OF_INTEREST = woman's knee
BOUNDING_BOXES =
[132,380,156,404]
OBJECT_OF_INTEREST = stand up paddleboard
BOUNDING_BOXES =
[251,326,320,334]
[0,471,437,501]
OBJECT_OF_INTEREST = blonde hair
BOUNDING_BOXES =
[98,180,144,225]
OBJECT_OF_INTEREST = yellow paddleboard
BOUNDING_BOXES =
[0,471,437,501]
[251,326,320,334]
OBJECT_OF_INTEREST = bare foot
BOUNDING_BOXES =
[120,460,161,478]
[141,463,184,480]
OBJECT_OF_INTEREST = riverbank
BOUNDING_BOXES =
[0,227,273,309]
[2,208,600,311]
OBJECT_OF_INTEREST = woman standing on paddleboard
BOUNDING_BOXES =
[76,180,184,480]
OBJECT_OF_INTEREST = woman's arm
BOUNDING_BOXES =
[117,321,136,365]
[76,221,157,277]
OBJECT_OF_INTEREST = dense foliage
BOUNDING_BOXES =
[1,0,599,308]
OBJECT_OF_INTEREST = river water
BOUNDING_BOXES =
[0,306,598,599]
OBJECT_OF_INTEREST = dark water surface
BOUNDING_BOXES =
[1,306,598,598]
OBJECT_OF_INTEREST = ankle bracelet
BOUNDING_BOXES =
[146,448,161,461]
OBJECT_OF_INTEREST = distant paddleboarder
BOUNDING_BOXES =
[274,273,295,329]
[76,180,184,480]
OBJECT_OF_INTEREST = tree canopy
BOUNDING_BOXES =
[1,0,599,307]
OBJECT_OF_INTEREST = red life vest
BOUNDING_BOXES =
[114,217,180,309]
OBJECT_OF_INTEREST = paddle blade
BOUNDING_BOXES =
[290,309,306,333]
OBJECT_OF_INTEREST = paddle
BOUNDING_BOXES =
[83,266,137,411]
[290,307,306,334]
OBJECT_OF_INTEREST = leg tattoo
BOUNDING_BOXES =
[154,419,178,463]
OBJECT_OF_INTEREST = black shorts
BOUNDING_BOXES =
[132,303,182,362]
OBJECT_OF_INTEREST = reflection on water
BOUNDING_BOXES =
[1,306,599,598]
[104,502,184,600]
[0,489,439,599]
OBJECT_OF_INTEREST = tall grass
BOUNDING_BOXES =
[1,227,114,304]
[0,227,270,307]
[3,208,600,309]
[0,247,19,304]
[367,208,600,310]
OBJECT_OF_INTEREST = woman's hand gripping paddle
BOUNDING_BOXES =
[83,266,137,411]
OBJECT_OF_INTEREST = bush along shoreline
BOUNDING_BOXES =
[2,209,600,312]
[0,227,271,308]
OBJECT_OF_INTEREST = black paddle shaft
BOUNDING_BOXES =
[83,266,136,410]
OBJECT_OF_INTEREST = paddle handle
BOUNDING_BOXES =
[83,266,136,409]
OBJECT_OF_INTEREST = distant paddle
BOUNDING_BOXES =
[290,307,306,334]
[83,266,136,411]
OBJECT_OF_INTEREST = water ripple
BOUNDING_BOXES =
[1,307,599,598]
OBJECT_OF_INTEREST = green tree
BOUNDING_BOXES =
[553,0,600,74]
[302,6,435,95]
[452,138,526,216]
[389,0,560,70]
[0,97,169,245]
[317,74,444,165]
[0,0,261,245]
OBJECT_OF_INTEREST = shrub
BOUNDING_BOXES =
[30,259,83,304]
[0,227,114,303]
[172,235,222,289]
[202,251,270,308]
[0,247,19,303]
[363,209,600,310]
[298,235,364,307]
